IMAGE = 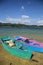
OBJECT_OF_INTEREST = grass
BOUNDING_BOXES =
[0,38,43,65]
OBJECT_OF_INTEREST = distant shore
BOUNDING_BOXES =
[0,22,43,28]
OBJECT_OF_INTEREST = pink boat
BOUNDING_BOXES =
[14,36,43,52]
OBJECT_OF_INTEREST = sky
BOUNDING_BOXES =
[0,0,43,25]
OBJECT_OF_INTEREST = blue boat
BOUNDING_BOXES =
[1,36,32,59]
[14,36,43,52]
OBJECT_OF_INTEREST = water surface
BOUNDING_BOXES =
[0,27,43,42]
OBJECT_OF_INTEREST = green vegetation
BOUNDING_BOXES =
[0,22,43,28]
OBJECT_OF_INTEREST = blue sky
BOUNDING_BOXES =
[0,0,43,25]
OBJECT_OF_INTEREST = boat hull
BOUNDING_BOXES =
[14,36,43,52]
[1,36,32,59]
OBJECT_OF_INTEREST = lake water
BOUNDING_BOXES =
[0,27,43,42]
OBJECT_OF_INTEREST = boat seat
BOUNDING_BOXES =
[6,40,15,47]
[25,39,29,43]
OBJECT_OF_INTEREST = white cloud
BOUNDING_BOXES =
[21,15,29,19]
[6,17,21,24]
[21,6,24,9]
[6,15,31,24]
[6,17,21,22]
[37,20,43,25]
[4,15,43,25]
[38,20,43,23]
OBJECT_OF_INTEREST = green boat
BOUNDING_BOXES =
[1,36,32,59]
